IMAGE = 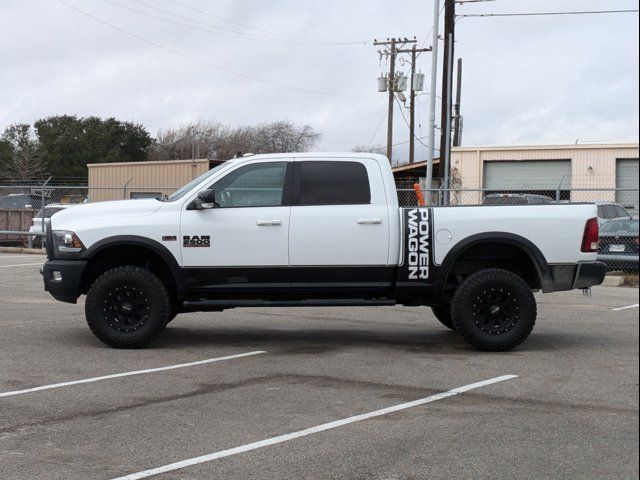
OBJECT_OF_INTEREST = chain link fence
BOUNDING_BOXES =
[1,182,637,275]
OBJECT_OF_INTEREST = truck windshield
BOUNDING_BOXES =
[166,163,229,202]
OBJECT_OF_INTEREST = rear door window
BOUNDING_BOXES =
[296,161,371,206]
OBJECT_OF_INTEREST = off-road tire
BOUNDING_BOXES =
[431,304,455,331]
[85,266,170,348]
[451,268,536,351]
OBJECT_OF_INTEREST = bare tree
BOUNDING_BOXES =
[0,124,45,181]
[152,120,226,161]
[352,144,385,154]
[151,121,321,161]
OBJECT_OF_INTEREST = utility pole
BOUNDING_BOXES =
[409,47,417,163]
[442,32,454,205]
[438,0,456,182]
[425,0,441,197]
[396,45,431,163]
[453,58,463,147]
[374,37,417,162]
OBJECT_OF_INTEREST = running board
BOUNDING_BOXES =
[181,298,396,311]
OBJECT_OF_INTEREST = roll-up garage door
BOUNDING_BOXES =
[616,158,639,213]
[483,160,571,190]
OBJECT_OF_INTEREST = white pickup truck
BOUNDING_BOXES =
[42,153,606,351]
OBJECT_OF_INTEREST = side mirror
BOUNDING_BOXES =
[187,189,219,210]
[197,189,218,208]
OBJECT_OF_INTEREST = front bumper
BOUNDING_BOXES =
[548,262,607,292]
[42,259,87,303]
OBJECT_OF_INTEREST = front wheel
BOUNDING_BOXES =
[451,268,536,351]
[85,266,170,348]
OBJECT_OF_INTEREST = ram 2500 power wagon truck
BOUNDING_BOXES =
[42,153,606,351]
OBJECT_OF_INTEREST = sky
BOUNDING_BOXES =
[0,0,638,163]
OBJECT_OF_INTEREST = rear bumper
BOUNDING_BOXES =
[597,253,639,265]
[548,262,607,292]
[572,262,607,289]
[42,259,87,303]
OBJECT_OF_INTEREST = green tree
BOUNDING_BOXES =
[0,123,45,181]
[34,115,154,178]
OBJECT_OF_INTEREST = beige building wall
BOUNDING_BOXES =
[450,144,639,205]
[87,159,210,202]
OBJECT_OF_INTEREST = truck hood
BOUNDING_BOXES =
[51,199,163,229]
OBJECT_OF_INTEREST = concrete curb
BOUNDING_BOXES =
[0,246,45,255]
[602,275,624,287]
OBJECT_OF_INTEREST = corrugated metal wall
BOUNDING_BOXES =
[87,159,210,202]
[616,158,640,211]
[483,160,571,190]
[451,144,639,204]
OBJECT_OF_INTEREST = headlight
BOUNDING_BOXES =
[52,230,86,258]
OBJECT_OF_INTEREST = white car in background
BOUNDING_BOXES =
[28,204,74,247]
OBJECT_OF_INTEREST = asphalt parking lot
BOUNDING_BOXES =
[0,252,638,480]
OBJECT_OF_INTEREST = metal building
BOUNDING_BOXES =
[87,159,220,202]
[392,143,639,212]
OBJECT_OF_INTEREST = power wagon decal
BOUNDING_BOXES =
[398,207,432,286]
[183,235,211,248]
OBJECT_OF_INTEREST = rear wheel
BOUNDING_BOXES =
[451,268,536,351]
[85,266,170,348]
[431,304,455,330]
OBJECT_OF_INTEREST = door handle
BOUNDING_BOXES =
[256,219,282,226]
[357,218,382,224]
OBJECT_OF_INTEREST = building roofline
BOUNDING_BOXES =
[87,158,210,168]
[451,142,639,152]
[392,158,440,173]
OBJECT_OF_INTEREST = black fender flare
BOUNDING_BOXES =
[81,235,186,299]
[434,232,553,296]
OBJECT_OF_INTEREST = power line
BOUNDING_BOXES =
[366,112,387,149]
[417,4,445,58]
[102,0,314,46]
[459,9,639,18]
[166,0,367,45]
[58,0,375,100]
[370,133,440,152]
[128,0,366,46]
[395,97,429,149]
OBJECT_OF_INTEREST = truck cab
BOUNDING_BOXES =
[43,153,606,351]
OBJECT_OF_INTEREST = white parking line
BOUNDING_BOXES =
[0,263,43,268]
[0,351,266,398]
[112,374,518,480]
[0,255,45,259]
[612,303,639,311]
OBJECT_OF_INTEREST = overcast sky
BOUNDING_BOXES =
[1,0,638,162]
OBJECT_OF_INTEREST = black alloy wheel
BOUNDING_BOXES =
[451,268,537,351]
[85,266,170,348]
[471,287,519,335]
[104,286,150,333]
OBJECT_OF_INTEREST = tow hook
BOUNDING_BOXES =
[582,287,592,297]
